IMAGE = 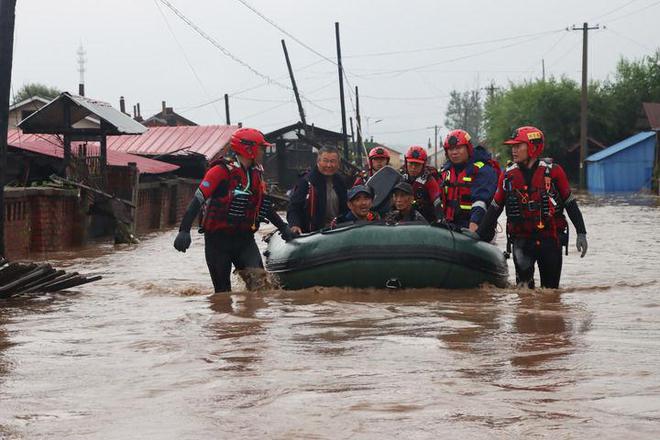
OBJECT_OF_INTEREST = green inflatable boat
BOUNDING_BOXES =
[265,222,509,289]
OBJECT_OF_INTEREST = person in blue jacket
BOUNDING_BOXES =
[438,129,499,231]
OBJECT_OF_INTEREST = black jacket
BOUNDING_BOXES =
[287,167,348,232]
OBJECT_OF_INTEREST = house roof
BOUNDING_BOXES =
[643,102,660,131]
[144,109,197,127]
[106,125,239,161]
[10,95,101,126]
[265,122,346,142]
[7,129,178,175]
[18,92,147,135]
[585,131,656,163]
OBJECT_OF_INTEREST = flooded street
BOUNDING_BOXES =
[1,196,659,439]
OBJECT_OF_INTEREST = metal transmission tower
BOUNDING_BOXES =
[77,44,87,96]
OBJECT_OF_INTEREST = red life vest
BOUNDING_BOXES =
[440,160,488,223]
[203,159,265,233]
[502,160,562,240]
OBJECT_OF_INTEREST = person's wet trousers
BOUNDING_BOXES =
[204,231,263,292]
[512,237,563,289]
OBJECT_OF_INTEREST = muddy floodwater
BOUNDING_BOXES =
[1,195,659,439]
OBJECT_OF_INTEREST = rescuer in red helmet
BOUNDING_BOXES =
[476,126,588,289]
[438,129,499,232]
[174,127,293,292]
[401,145,443,222]
[353,146,391,186]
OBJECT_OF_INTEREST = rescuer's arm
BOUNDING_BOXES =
[174,165,224,253]
[469,165,498,231]
[174,189,205,253]
[555,166,588,257]
[475,173,505,242]
[261,197,296,241]
[565,194,588,257]
[427,178,445,220]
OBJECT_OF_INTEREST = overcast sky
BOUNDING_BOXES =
[10,0,660,150]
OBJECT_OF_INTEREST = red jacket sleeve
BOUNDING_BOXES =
[551,164,572,201]
[492,171,506,206]
[198,165,229,200]
[425,176,441,202]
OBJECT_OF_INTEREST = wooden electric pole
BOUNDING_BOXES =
[224,93,231,125]
[355,86,363,166]
[0,0,17,256]
[281,39,307,131]
[572,22,599,190]
[434,125,439,169]
[349,117,355,144]
[335,22,349,162]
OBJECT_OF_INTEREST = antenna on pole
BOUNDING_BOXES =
[77,43,87,96]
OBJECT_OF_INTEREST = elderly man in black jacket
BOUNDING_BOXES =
[287,146,348,234]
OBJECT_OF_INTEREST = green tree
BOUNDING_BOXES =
[484,77,580,172]
[12,82,61,104]
[445,89,483,140]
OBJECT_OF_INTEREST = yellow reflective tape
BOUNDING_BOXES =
[459,204,472,210]
[527,131,542,140]
[463,177,472,182]
[474,161,485,168]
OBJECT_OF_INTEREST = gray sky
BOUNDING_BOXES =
[10,0,660,150]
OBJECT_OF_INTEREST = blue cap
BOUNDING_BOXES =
[347,185,373,201]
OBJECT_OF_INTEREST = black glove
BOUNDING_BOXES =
[173,231,191,252]
[280,225,298,242]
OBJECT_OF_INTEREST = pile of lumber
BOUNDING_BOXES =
[0,257,102,299]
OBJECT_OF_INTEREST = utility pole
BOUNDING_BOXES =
[542,58,546,82]
[572,22,599,190]
[281,39,307,131]
[434,125,439,169]
[335,22,349,162]
[349,117,355,144]
[355,86,363,166]
[224,93,230,125]
[0,0,17,257]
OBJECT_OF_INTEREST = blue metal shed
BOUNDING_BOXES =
[585,131,657,192]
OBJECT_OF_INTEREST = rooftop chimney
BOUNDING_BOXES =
[78,83,85,97]
[162,100,167,115]
[119,96,126,114]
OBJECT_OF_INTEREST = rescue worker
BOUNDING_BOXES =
[353,146,391,186]
[287,146,348,234]
[476,126,588,289]
[173,128,293,293]
[439,129,499,231]
[384,181,428,224]
[331,185,380,226]
[401,145,443,222]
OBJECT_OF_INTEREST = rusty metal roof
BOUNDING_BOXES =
[7,130,178,175]
[18,92,147,135]
[643,102,660,130]
[107,125,239,161]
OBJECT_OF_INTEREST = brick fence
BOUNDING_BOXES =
[2,178,199,260]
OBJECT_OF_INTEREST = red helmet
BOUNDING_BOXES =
[368,146,390,162]
[405,145,427,164]
[230,128,271,160]
[504,126,544,159]
[443,129,474,156]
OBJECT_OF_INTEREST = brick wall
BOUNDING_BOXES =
[134,178,198,234]
[2,187,81,260]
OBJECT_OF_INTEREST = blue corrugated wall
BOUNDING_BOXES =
[587,135,657,192]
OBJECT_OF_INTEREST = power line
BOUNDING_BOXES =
[353,31,561,78]
[152,0,223,121]
[605,26,654,51]
[607,0,660,22]
[590,0,641,21]
[157,1,332,114]
[345,28,566,58]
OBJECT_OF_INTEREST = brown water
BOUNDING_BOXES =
[1,195,660,439]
